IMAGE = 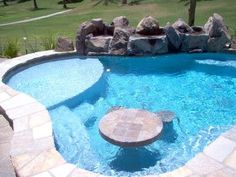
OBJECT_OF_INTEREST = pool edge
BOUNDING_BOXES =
[0,51,235,177]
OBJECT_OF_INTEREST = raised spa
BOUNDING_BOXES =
[4,53,236,176]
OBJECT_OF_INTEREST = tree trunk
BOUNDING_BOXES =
[33,0,38,9]
[3,0,8,6]
[104,0,108,6]
[63,0,67,9]
[188,0,196,26]
[122,0,127,5]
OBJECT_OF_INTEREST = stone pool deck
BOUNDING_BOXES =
[0,51,236,177]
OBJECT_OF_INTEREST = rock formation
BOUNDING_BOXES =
[75,14,232,56]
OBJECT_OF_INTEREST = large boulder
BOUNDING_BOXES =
[127,35,168,55]
[204,13,228,38]
[181,33,209,52]
[136,16,160,35]
[109,27,134,55]
[207,30,231,52]
[112,16,129,28]
[76,21,96,54]
[85,36,112,54]
[164,25,182,51]
[76,18,105,54]
[55,37,74,52]
[172,18,193,34]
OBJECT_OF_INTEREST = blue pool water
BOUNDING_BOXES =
[4,53,236,176]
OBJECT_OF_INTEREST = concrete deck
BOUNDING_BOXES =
[0,115,16,177]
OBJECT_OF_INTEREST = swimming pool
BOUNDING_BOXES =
[4,53,236,176]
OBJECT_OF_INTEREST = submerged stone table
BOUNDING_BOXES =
[99,108,163,147]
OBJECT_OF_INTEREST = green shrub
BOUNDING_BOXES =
[3,39,19,58]
[23,36,41,53]
[231,28,236,38]
[41,34,56,50]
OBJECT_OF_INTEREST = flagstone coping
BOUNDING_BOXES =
[0,50,235,177]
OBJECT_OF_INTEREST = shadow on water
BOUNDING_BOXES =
[159,122,178,143]
[99,54,195,75]
[99,53,236,78]
[109,147,161,172]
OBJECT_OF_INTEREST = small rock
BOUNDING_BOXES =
[136,16,160,35]
[172,18,193,34]
[155,110,175,123]
[55,37,74,52]
[112,16,129,28]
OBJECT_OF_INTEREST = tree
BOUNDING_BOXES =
[3,0,8,6]
[179,0,197,26]
[188,0,196,26]
[122,0,127,4]
[33,0,38,9]
[63,0,67,8]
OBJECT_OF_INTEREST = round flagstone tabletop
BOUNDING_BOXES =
[99,108,163,147]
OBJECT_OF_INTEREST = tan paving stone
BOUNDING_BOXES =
[207,168,236,177]
[12,151,40,170]
[68,168,98,177]
[11,134,54,156]
[0,126,13,143]
[186,153,223,175]
[0,92,11,103]
[0,142,11,155]
[11,129,54,156]
[0,171,16,177]
[0,114,10,128]
[31,172,53,177]
[32,122,52,139]
[224,149,236,170]
[203,136,236,162]
[0,83,9,92]
[1,93,36,110]
[17,149,65,177]
[223,126,236,142]
[159,167,192,177]
[5,87,18,97]
[13,116,29,132]
[0,157,16,173]
[50,163,76,177]
[5,102,45,120]
[29,111,51,128]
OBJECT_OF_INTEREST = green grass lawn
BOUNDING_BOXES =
[0,0,236,54]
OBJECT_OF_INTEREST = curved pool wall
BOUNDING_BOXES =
[0,51,236,177]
